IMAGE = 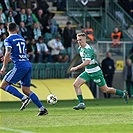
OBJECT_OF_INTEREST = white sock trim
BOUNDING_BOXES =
[39,106,45,111]
[21,96,27,101]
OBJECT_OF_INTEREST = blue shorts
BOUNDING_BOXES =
[4,65,32,87]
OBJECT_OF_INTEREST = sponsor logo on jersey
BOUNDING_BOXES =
[93,79,101,83]
[19,55,27,58]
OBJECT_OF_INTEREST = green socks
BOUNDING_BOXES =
[77,90,123,102]
[116,89,124,96]
[77,95,84,103]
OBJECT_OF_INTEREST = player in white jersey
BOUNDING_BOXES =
[70,33,128,110]
[0,22,48,116]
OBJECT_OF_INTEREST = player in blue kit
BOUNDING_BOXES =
[0,22,48,116]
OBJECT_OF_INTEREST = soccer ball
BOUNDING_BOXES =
[46,94,58,105]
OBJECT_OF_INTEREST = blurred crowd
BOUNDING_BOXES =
[0,0,127,64]
[0,0,76,63]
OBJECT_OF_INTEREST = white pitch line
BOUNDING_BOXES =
[0,127,35,133]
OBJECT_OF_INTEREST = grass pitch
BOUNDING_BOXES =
[0,98,132,133]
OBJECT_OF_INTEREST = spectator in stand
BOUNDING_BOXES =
[25,8,39,30]
[43,12,58,35]
[0,5,7,24]
[10,0,20,12]
[81,21,94,42]
[36,9,46,34]
[48,34,69,63]
[7,11,15,23]
[31,38,38,63]
[32,22,42,41]
[48,12,58,35]
[1,33,7,41]
[0,35,4,62]
[0,0,10,12]
[43,13,51,34]
[0,23,6,36]
[25,38,35,63]
[115,11,128,29]
[17,0,38,10]
[19,21,32,39]
[36,36,52,63]
[63,21,76,54]
[37,0,49,15]
[31,1,38,15]
[0,33,7,55]
[15,8,27,25]
[111,27,123,47]
[123,58,133,98]
[6,8,18,18]
[101,51,115,98]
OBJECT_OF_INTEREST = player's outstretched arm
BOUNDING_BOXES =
[0,56,12,62]
[70,60,90,72]
[0,47,12,74]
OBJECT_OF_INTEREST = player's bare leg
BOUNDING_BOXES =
[100,85,128,103]
[20,86,31,110]
[0,80,31,110]
[100,85,116,94]
[21,86,48,116]
[73,78,86,110]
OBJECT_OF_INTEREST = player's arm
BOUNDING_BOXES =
[0,47,12,74]
[70,60,90,72]
[4,47,12,64]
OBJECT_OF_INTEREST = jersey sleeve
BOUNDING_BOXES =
[4,38,12,48]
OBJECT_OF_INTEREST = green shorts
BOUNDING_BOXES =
[78,70,106,87]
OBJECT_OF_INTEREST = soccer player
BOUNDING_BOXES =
[0,22,48,116]
[70,33,128,110]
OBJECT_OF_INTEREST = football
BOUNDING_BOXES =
[46,94,58,105]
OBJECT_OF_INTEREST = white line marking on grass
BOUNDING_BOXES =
[0,127,36,133]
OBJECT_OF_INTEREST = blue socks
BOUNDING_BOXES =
[29,92,43,108]
[5,85,24,100]
[4,85,43,109]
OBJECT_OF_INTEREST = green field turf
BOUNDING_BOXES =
[0,98,132,133]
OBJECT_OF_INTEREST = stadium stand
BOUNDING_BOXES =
[0,0,133,99]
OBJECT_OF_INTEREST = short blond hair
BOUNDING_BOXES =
[77,33,86,38]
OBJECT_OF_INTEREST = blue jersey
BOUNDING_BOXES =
[4,34,29,64]
[4,34,31,87]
